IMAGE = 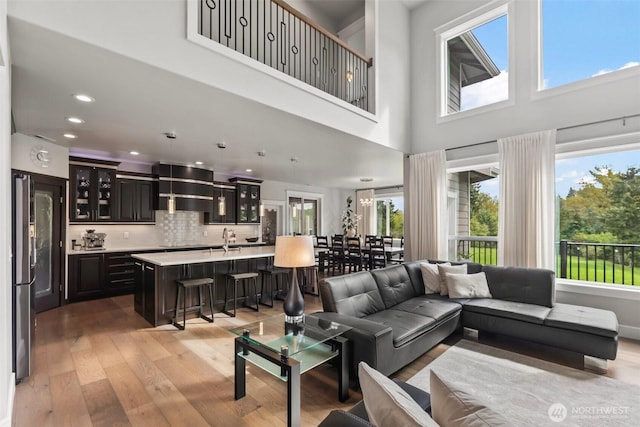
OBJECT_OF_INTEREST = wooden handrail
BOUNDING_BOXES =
[273,0,373,67]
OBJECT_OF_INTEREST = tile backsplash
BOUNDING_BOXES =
[68,211,261,250]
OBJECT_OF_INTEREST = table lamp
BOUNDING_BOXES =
[274,235,315,323]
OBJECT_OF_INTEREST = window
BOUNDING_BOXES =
[375,195,404,238]
[556,149,640,287]
[287,191,322,236]
[448,169,499,264]
[437,3,511,117]
[540,0,640,90]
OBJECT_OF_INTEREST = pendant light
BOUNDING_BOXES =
[258,150,266,217]
[166,132,177,214]
[290,157,299,218]
[217,142,227,216]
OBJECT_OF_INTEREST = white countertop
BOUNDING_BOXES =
[68,242,266,255]
[131,246,276,266]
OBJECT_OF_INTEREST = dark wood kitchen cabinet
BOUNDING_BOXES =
[204,182,237,224]
[68,251,139,302]
[68,253,104,301]
[69,158,119,222]
[116,174,156,222]
[230,178,262,224]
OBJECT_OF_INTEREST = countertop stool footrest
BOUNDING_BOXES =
[173,277,215,330]
[223,272,260,317]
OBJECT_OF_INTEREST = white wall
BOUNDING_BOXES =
[261,178,353,236]
[0,0,14,424]
[409,0,640,337]
[410,0,640,153]
[9,0,411,153]
[11,133,69,178]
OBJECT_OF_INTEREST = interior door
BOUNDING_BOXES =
[34,177,65,312]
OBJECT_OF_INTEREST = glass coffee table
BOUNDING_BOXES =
[230,314,352,427]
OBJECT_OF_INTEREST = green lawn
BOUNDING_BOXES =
[467,247,639,286]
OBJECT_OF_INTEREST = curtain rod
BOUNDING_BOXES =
[444,113,640,152]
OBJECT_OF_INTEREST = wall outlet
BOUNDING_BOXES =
[123,232,129,239]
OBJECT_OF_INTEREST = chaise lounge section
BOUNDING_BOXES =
[315,260,619,378]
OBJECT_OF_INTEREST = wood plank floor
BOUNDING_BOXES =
[13,293,640,426]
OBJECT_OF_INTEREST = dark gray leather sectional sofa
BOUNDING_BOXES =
[315,260,619,378]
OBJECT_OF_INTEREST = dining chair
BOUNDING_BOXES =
[368,242,387,270]
[345,237,364,272]
[329,236,346,275]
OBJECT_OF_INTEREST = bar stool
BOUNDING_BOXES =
[172,277,215,330]
[258,267,290,307]
[223,272,260,317]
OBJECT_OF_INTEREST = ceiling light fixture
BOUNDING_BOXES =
[245,168,252,172]
[66,117,84,124]
[166,132,177,214]
[291,157,299,218]
[217,142,227,216]
[130,151,139,156]
[360,177,373,183]
[63,133,77,139]
[195,161,203,165]
[73,94,95,103]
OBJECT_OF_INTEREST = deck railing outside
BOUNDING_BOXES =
[450,236,640,287]
[198,0,372,111]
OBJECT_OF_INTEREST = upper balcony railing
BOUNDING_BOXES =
[450,236,640,287]
[197,0,372,111]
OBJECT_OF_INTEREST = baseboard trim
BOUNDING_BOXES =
[0,374,15,427]
[619,324,640,341]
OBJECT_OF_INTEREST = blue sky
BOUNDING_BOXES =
[479,149,640,199]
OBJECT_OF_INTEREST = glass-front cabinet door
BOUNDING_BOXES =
[73,166,92,221]
[96,169,113,220]
[70,161,117,222]
[249,185,260,223]
[238,184,248,223]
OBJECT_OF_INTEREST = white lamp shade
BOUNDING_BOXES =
[273,235,315,268]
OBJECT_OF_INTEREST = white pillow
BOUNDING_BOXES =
[420,262,450,294]
[430,370,512,426]
[445,272,492,299]
[359,362,438,427]
[437,264,467,296]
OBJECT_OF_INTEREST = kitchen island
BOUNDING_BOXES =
[131,246,275,327]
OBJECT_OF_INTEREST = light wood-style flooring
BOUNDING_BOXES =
[13,293,640,426]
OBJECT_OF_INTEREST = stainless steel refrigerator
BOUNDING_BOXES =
[12,173,36,382]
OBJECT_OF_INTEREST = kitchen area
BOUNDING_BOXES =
[10,132,354,383]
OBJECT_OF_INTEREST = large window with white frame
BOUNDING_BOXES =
[375,194,404,238]
[449,146,640,289]
[539,0,640,91]
[436,2,512,118]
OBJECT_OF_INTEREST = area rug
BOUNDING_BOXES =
[407,340,638,426]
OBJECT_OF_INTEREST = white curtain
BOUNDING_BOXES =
[406,151,448,261]
[498,129,556,269]
[356,189,375,236]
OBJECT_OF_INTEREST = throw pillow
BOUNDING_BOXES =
[359,362,438,427]
[420,262,450,294]
[437,264,467,296]
[430,370,512,427]
[445,272,492,299]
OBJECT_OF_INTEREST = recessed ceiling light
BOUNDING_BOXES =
[360,177,374,182]
[66,116,84,124]
[63,133,77,139]
[130,151,140,156]
[246,168,253,172]
[195,161,203,165]
[73,94,95,103]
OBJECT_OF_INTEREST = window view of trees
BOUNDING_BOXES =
[559,166,640,244]
[467,156,640,287]
[376,198,404,238]
[470,182,498,236]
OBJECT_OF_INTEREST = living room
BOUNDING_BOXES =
[1,0,640,426]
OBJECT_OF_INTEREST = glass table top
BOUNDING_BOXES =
[229,314,351,358]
